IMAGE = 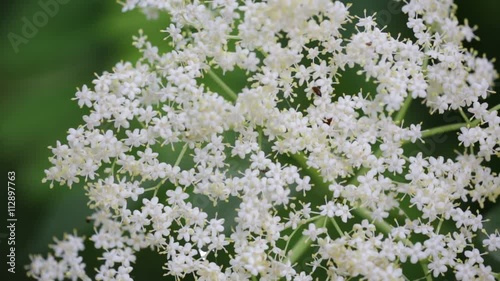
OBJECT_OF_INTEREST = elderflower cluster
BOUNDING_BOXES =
[28,0,500,280]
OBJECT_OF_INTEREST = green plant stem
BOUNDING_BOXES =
[258,126,263,148]
[174,143,188,167]
[488,103,500,113]
[153,143,188,197]
[414,103,500,141]
[436,219,444,234]
[330,217,344,237]
[458,108,470,124]
[207,69,238,102]
[287,216,327,264]
[420,122,467,139]
[395,93,413,124]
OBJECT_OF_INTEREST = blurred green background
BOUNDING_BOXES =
[0,0,499,280]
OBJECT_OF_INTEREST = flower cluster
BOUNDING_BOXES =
[28,0,499,280]
[28,234,89,281]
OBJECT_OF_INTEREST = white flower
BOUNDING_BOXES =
[303,223,325,242]
[483,232,500,252]
[31,0,500,280]
[74,85,94,108]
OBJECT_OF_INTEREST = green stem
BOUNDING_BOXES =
[458,108,470,124]
[395,93,413,124]
[421,264,432,281]
[283,226,302,255]
[436,219,444,234]
[175,143,188,167]
[330,217,344,237]
[153,143,188,197]
[258,126,263,148]
[489,103,500,113]
[420,122,467,139]
[207,69,238,102]
[110,159,117,177]
[290,153,329,191]
[288,216,327,264]
[419,103,500,140]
